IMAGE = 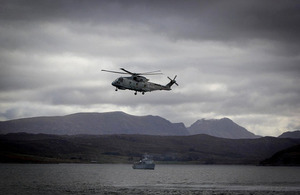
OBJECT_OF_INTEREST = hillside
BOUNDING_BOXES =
[260,144,300,166]
[0,112,188,136]
[1,133,299,164]
[278,130,300,139]
[188,118,259,139]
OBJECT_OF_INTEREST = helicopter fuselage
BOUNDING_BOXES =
[112,76,171,94]
[101,68,177,95]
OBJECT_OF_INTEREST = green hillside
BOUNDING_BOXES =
[1,133,299,164]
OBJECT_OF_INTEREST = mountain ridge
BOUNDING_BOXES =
[0,111,188,136]
[0,111,265,138]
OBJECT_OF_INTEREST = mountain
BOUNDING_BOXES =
[0,112,188,136]
[0,112,260,138]
[188,118,259,139]
[278,130,300,139]
[1,133,300,164]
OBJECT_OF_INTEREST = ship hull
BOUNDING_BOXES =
[132,164,155,170]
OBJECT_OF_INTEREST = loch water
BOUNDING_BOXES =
[1,164,300,195]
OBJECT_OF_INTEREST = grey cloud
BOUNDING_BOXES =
[0,0,299,136]
[2,1,299,41]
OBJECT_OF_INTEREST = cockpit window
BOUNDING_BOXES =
[118,78,123,82]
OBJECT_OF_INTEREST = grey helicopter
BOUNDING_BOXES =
[101,68,178,95]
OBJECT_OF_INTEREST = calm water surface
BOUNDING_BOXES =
[1,164,299,194]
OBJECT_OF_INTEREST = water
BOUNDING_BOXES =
[1,164,300,195]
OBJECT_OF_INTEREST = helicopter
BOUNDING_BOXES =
[101,68,178,95]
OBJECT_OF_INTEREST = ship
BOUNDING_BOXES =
[132,154,155,170]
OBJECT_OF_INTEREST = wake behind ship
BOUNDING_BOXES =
[132,155,155,170]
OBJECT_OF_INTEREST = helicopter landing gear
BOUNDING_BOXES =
[115,88,118,91]
[142,92,145,95]
[134,91,137,95]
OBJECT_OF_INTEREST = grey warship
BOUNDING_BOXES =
[132,155,155,170]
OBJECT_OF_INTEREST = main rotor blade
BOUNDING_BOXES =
[101,69,129,75]
[141,72,163,75]
[121,68,162,76]
[120,68,134,75]
[103,68,163,76]
[140,70,163,75]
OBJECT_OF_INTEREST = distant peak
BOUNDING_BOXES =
[195,118,230,124]
[220,117,232,121]
[219,118,234,123]
[188,117,259,139]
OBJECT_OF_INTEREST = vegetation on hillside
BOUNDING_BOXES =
[1,133,299,165]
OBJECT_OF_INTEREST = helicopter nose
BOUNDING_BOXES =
[112,80,118,87]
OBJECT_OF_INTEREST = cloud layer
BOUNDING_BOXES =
[1,0,299,136]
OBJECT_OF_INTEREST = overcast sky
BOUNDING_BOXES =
[1,0,299,136]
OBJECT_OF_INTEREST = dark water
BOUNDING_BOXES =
[1,164,299,195]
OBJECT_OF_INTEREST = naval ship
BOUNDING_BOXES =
[132,154,155,170]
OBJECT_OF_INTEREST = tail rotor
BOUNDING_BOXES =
[167,75,178,88]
